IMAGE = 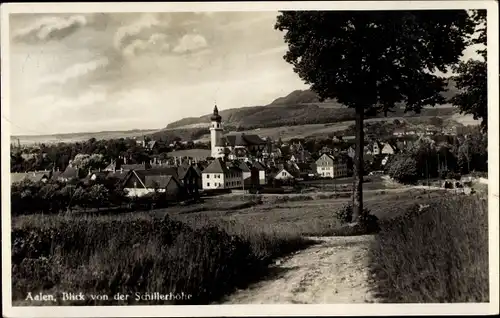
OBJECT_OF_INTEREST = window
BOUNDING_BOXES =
[207,182,210,187]
[282,172,286,176]
[207,174,210,178]
[226,182,229,187]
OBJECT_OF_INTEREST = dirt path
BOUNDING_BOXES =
[220,235,379,304]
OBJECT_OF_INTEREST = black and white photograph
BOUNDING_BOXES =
[1,1,498,317]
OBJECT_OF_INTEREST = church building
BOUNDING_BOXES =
[209,105,267,159]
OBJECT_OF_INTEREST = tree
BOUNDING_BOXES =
[451,10,487,131]
[388,154,419,184]
[88,184,110,211]
[275,11,473,221]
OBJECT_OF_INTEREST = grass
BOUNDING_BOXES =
[367,194,489,303]
[12,186,465,305]
[166,189,439,237]
[12,210,314,306]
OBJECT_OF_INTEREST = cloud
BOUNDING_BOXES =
[13,15,87,43]
[30,89,107,111]
[113,13,166,51]
[173,34,208,54]
[41,57,110,85]
[122,33,171,58]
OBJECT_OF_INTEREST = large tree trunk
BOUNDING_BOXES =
[352,106,364,223]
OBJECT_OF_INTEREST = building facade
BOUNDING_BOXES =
[315,153,348,178]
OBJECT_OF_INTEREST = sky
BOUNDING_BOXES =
[8,11,482,136]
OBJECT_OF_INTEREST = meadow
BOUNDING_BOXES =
[11,176,488,305]
[368,195,489,302]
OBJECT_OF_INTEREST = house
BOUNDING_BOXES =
[315,153,348,178]
[82,171,109,185]
[252,161,267,185]
[106,169,132,189]
[201,158,242,190]
[293,162,317,179]
[11,171,51,186]
[58,165,79,182]
[233,161,252,186]
[381,142,397,155]
[273,167,295,181]
[176,163,201,195]
[289,149,313,163]
[370,141,382,155]
[122,169,183,198]
[228,147,249,161]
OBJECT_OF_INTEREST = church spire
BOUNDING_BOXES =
[211,104,221,122]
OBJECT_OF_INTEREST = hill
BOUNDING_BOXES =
[12,129,160,146]
[166,80,460,131]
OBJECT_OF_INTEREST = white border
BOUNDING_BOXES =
[1,1,499,317]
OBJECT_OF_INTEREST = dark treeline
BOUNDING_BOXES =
[11,177,185,217]
[11,135,210,173]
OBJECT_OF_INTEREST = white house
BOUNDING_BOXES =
[315,153,348,178]
[381,143,396,155]
[273,168,295,181]
[202,158,242,190]
[122,170,182,198]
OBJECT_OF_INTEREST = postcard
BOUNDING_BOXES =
[1,1,498,317]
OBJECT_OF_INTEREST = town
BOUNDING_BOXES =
[6,7,491,311]
[11,104,486,214]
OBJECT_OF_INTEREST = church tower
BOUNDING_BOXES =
[210,105,225,158]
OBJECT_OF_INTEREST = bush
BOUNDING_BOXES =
[368,196,488,302]
[388,155,419,184]
[446,171,462,180]
[12,214,312,305]
[334,204,380,234]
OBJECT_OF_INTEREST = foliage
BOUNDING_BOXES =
[451,10,487,131]
[275,10,474,220]
[368,195,488,302]
[11,214,312,305]
[334,204,380,234]
[456,130,488,173]
[388,154,419,184]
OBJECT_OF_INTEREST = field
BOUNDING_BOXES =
[11,173,488,305]
[193,114,464,143]
[368,195,489,302]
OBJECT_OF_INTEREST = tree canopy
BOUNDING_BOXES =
[451,10,487,131]
[275,11,474,113]
[275,10,475,220]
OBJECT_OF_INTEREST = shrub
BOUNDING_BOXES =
[12,214,312,305]
[334,204,380,234]
[388,155,419,184]
[368,196,488,302]
[446,171,462,180]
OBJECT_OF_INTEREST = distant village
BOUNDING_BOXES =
[10,105,485,206]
